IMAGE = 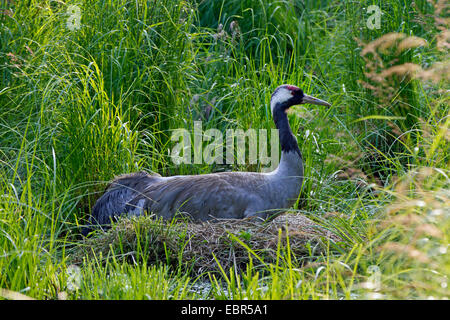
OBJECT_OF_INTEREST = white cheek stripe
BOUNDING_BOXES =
[270,88,292,114]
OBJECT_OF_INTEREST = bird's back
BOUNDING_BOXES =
[125,171,271,221]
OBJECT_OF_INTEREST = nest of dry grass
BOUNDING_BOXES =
[71,213,340,274]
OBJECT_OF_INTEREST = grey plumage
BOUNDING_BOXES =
[83,85,330,235]
[89,171,161,225]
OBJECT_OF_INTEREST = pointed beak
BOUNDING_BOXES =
[302,94,331,107]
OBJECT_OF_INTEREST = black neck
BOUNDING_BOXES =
[272,103,302,157]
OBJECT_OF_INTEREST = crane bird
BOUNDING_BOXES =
[82,85,330,235]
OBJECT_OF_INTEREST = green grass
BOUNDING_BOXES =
[0,0,448,299]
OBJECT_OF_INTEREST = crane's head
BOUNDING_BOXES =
[270,85,331,114]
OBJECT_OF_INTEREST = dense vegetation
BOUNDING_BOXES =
[0,0,448,299]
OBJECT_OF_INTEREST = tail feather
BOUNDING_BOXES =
[82,171,161,236]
